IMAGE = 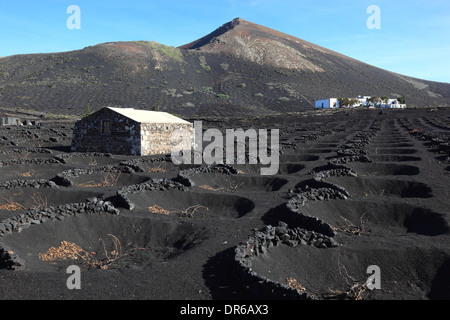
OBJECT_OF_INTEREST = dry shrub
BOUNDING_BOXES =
[226,178,245,191]
[77,182,104,188]
[324,249,368,300]
[38,234,142,270]
[77,172,120,188]
[146,162,168,173]
[0,193,47,211]
[30,192,47,211]
[147,204,170,215]
[236,165,258,175]
[198,179,244,192]
[18,170,35,177]
[172,204,209,218]
[199,185,225,191]
[327,279,367,300]
[39,241,85,261]
[286,277,307,293]
[148,204,209,218]
[331,212,370,236]
[14,152,31,161]
[0,197,26,211]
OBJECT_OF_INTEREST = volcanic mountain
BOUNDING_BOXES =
[181,17,338,72]
[0,17,449,118]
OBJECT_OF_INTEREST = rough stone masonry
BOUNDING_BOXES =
[71,107,194,156]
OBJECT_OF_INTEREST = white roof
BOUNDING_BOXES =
[107,107,191,124]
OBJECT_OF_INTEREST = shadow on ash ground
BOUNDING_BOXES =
[0,107,449,300]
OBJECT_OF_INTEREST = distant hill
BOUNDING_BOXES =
[0,17,449,118]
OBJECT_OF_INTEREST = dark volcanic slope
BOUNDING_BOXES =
[0,107,449,301]
[0,18,449,117]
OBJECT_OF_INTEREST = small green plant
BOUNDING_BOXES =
[338,98,359,107]
[396,96,406,104]
[152,101,161,111]
[217,94,230,100]
[381,96,389,104]
[83,103,92,117]
[203,86,214,93]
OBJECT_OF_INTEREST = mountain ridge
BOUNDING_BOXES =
[180,17,352,59]
[0,18,448,117]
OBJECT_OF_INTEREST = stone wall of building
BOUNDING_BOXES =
[71,108,194,156]
[140,123,194,156]
[71,108,141,155]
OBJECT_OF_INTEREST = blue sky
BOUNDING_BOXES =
[0,0,449,83]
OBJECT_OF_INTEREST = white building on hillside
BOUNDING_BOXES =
[315,95,406,109]
[314,98,339,109]
[355,96,372,107]
[380,99,406,108]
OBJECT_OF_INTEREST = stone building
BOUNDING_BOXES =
[71,107,194,156]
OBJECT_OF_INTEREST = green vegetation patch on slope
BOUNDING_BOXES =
[133,41,185,63]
